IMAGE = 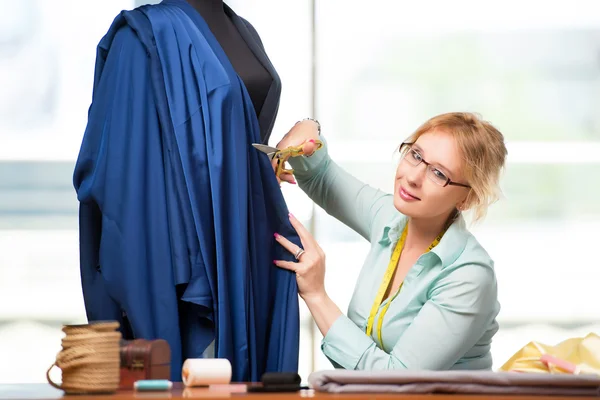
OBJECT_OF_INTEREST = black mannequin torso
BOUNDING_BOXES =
[186,0,272,117]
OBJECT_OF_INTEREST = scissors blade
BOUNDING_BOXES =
[252,143,279,160]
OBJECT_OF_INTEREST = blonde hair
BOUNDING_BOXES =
[405,112,507,223]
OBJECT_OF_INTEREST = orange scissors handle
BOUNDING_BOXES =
[272,140,323,178]
[252,140,324,179]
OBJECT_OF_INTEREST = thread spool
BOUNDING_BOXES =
[46,321,122,394]
[182,359,232,387]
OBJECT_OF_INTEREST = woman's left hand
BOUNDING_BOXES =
[274,213,326,302]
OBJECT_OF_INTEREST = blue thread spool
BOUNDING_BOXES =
[134,379,173,391]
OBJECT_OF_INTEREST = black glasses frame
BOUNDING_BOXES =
[399,142,471,188]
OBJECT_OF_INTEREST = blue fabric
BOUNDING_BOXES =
[73,1,300,382]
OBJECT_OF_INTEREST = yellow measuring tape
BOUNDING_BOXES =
[365,223,447,348]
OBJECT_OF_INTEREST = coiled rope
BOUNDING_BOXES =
[47,321,122,394]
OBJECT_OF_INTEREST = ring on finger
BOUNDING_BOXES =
[294,248,305,261]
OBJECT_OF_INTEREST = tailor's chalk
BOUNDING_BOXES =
[134,379,173,391]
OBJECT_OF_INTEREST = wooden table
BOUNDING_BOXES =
[0,384,598,400]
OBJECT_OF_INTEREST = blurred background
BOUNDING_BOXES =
[0,0,599,383]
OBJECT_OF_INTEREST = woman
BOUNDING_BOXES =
[272,112,507,371]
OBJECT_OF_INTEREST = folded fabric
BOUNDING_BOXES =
[500,333,600,375]
[308,370,600,396]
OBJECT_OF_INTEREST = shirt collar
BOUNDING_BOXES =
[429,214,469,266]
[377,212,469,267]
[377,213,407,246]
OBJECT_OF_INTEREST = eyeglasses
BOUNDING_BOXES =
[399,142,471,188]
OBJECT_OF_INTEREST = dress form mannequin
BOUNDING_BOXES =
[186,0,272,117]
[74,1,297,382]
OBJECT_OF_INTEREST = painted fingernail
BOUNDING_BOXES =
[274,233,280,238]
[308,139,315,143]
[289,213,294,218]
[291,180,297,185]
[273,260,278,265]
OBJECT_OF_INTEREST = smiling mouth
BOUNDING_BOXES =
[399,187,421,201]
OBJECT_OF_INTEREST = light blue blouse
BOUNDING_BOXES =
[288,136,500,371]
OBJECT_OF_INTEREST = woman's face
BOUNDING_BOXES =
[393,129,470,221]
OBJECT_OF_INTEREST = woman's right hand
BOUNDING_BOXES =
[274,119,321,184]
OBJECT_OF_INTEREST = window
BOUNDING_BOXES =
[0,0,138,383]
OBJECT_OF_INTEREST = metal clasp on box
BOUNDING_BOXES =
[130,359,144,370]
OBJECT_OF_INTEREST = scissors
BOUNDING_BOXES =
[252,140,323,178]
